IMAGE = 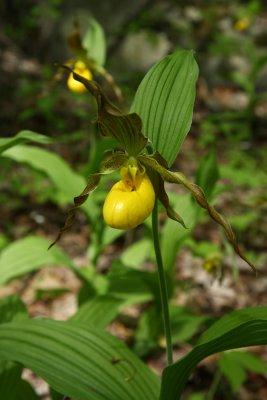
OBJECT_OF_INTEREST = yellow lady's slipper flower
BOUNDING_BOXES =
[103,165,155,229]
[50,71,256,274]
[67,61,92,93]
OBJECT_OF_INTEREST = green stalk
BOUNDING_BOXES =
[152,200,173,365]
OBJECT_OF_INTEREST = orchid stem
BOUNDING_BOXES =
[152,200,173,365]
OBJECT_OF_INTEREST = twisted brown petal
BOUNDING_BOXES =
[139,154,257,274]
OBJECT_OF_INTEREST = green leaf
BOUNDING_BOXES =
[0,319,160,400]
[0,296,29,399]
[70,295,123,329]
[0,236,74,285]
[0,295,28,324]
[2,145,85,201]
[107,261,174,309]
[121,239,152,268]
[219,352,246,392]
[197,306,267,345]
[0,131,52,154]
[18,380,40,400]
[161,193,197,272]
[134,307,161,357]
[78,281,97,305]
[219,155,266,189]
[86,137,117,174]
[107,262,155,305]
[82,18,106,67]
[188,393,205,400]
[160,306,267,400]
[170,306,208,343]
[228,351,267,374]
[218,350,267,393]
[50,387,64,400]
[131,50,199,166]
[135,305,207,357]
[2,144,116,248]
[0,360,23,400]
[187,240,221,259]
[102,225,124,247]
[229,211,259,232]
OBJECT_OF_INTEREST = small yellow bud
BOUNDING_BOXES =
[203,254,222,273]
[234,17,250,32]
[103,172,155,229]
[67,61,92,93]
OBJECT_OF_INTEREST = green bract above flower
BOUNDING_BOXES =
[50,69,256,274]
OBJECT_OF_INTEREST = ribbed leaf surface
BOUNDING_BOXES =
[0,319,159,400]
[160,307,267,399]
[197,306,267,345]
[131,50,198,166]
[71,296,122,329]
[0,296,30,399]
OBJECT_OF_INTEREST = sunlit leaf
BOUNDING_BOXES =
[131,50,198,166]
[0,319,160,400]
[2,143,112,247]
[121,239,152,268]
[0,236,74,285]
[0,131,52,154]
[2,145,85,201]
